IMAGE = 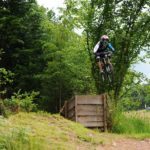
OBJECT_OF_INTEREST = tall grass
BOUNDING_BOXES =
[0,112,104,150]
[111,110,150,137]
[0,127,46,150]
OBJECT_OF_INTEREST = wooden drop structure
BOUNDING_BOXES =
[60,94,107,131]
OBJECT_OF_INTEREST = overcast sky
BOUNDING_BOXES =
[37,0,150,79]
[37,0,64,8]
[134,60,150,79]
[37,0,65,15]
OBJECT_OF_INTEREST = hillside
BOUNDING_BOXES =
[0,112,107,150]
[0,112,150,150]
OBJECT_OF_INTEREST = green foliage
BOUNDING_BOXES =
[119,73,150,110]
[0,0,47,92]
[120,98,141,110]
[0,68,14,97]
[1,0,149,113]
[4,91,38,113]
[0,68,14,117]
[36,20,96,112]
[0,68,13,85]
[0,0,96,112]
[0,128,45,150]
[112,110,150,136]
[63,0,150,101]
[0,100,9,117]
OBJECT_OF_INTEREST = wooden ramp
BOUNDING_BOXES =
[60,94,107,131]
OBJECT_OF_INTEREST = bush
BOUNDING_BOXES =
[4,91,39,113]
[0,100,9,117]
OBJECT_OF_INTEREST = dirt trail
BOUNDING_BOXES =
[97,139,150,150]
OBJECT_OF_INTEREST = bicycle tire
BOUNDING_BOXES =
[101,72,105,82]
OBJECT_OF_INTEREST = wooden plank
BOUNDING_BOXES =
[77,104,104,116]
[80,121,104,127]
[68,108,75,118]
[76,95,103,105]
[75,95,77,122]
[103,94,107,131]
[77,110,104,116]
[68,107,75,114]
[78,116,104,122]
[77,104,103,112]
[61,94,108,131]
[64,101,68,118]
[68,99,75,111]
[60,101,67,116]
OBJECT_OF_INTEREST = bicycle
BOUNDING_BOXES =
[96,51,113,84]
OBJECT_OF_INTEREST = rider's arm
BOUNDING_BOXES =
[93,41,100,54]
[108,43,115,52]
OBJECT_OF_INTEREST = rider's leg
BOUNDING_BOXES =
[107,59,113,72]
[97,61,103,73]
[96,54,104,73]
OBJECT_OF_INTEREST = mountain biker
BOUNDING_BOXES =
[93,35,115,73]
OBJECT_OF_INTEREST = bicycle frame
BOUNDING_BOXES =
[96,52,113,83]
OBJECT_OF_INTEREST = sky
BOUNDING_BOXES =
[133,60,150,78]
[37,0,150,79]
[37,0,65,15]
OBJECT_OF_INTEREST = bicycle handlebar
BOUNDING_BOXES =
[96,51,112,56]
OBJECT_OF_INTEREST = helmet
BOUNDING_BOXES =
[101,35,109,41]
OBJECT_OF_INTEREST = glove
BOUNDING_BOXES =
[108,51,113,56]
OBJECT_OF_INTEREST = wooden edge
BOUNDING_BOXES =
[60,95,75,116]
[103,94,107,131]
[59,101,67,114]
[71,95,75,101]
[60,101,68,117]
[75,95,77,122]
[68,100,75,111]
[65,101,68,118]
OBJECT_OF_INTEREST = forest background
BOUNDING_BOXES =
[0,0,150,113]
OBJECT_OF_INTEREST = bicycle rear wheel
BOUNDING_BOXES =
[107,73,113,84]
[101,72,105,82]
[106,64,113,84]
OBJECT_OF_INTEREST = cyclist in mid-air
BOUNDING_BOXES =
[93,35,115,73]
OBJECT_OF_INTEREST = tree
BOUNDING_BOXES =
[118,71,148,110]
[37,20,95,112]
[0,0,47,94]
[0,0,96,112]
[62,0,150,104]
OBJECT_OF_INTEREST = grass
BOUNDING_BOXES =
[0,112,104,150]
[0,115,47,150]
[0,110,149,149]
[111,110,150,139]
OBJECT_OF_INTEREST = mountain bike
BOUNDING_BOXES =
[96,51,113,84]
